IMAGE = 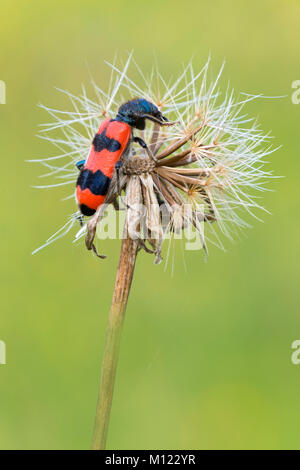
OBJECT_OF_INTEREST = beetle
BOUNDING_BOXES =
[75,98,172,217]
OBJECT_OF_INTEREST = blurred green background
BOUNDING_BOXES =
[1,0,300,450]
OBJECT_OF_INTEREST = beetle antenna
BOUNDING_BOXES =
[141,114,178,126]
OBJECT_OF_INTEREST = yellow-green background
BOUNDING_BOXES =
[1,0,299,450]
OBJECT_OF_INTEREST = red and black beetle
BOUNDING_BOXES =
[75,98,171,217]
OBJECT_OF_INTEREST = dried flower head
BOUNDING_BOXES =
[31,55,277,262]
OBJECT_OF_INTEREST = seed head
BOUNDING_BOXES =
[31,55,277,262]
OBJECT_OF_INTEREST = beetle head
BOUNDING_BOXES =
[116,98,174,130]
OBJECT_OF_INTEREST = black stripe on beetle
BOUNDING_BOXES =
[92,130,121,153]
[79,204,96,216]
[77,168,111,196]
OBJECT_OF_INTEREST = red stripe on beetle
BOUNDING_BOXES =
[76,186,106,211]
[84,120,131,177]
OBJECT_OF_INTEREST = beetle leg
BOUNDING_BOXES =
[115,160,123,196]
[115,160,130,209]
[75,159,86,171]
[76,213,84,227]
[133,136,158,163]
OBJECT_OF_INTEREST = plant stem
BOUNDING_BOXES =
[91,230,139,450]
